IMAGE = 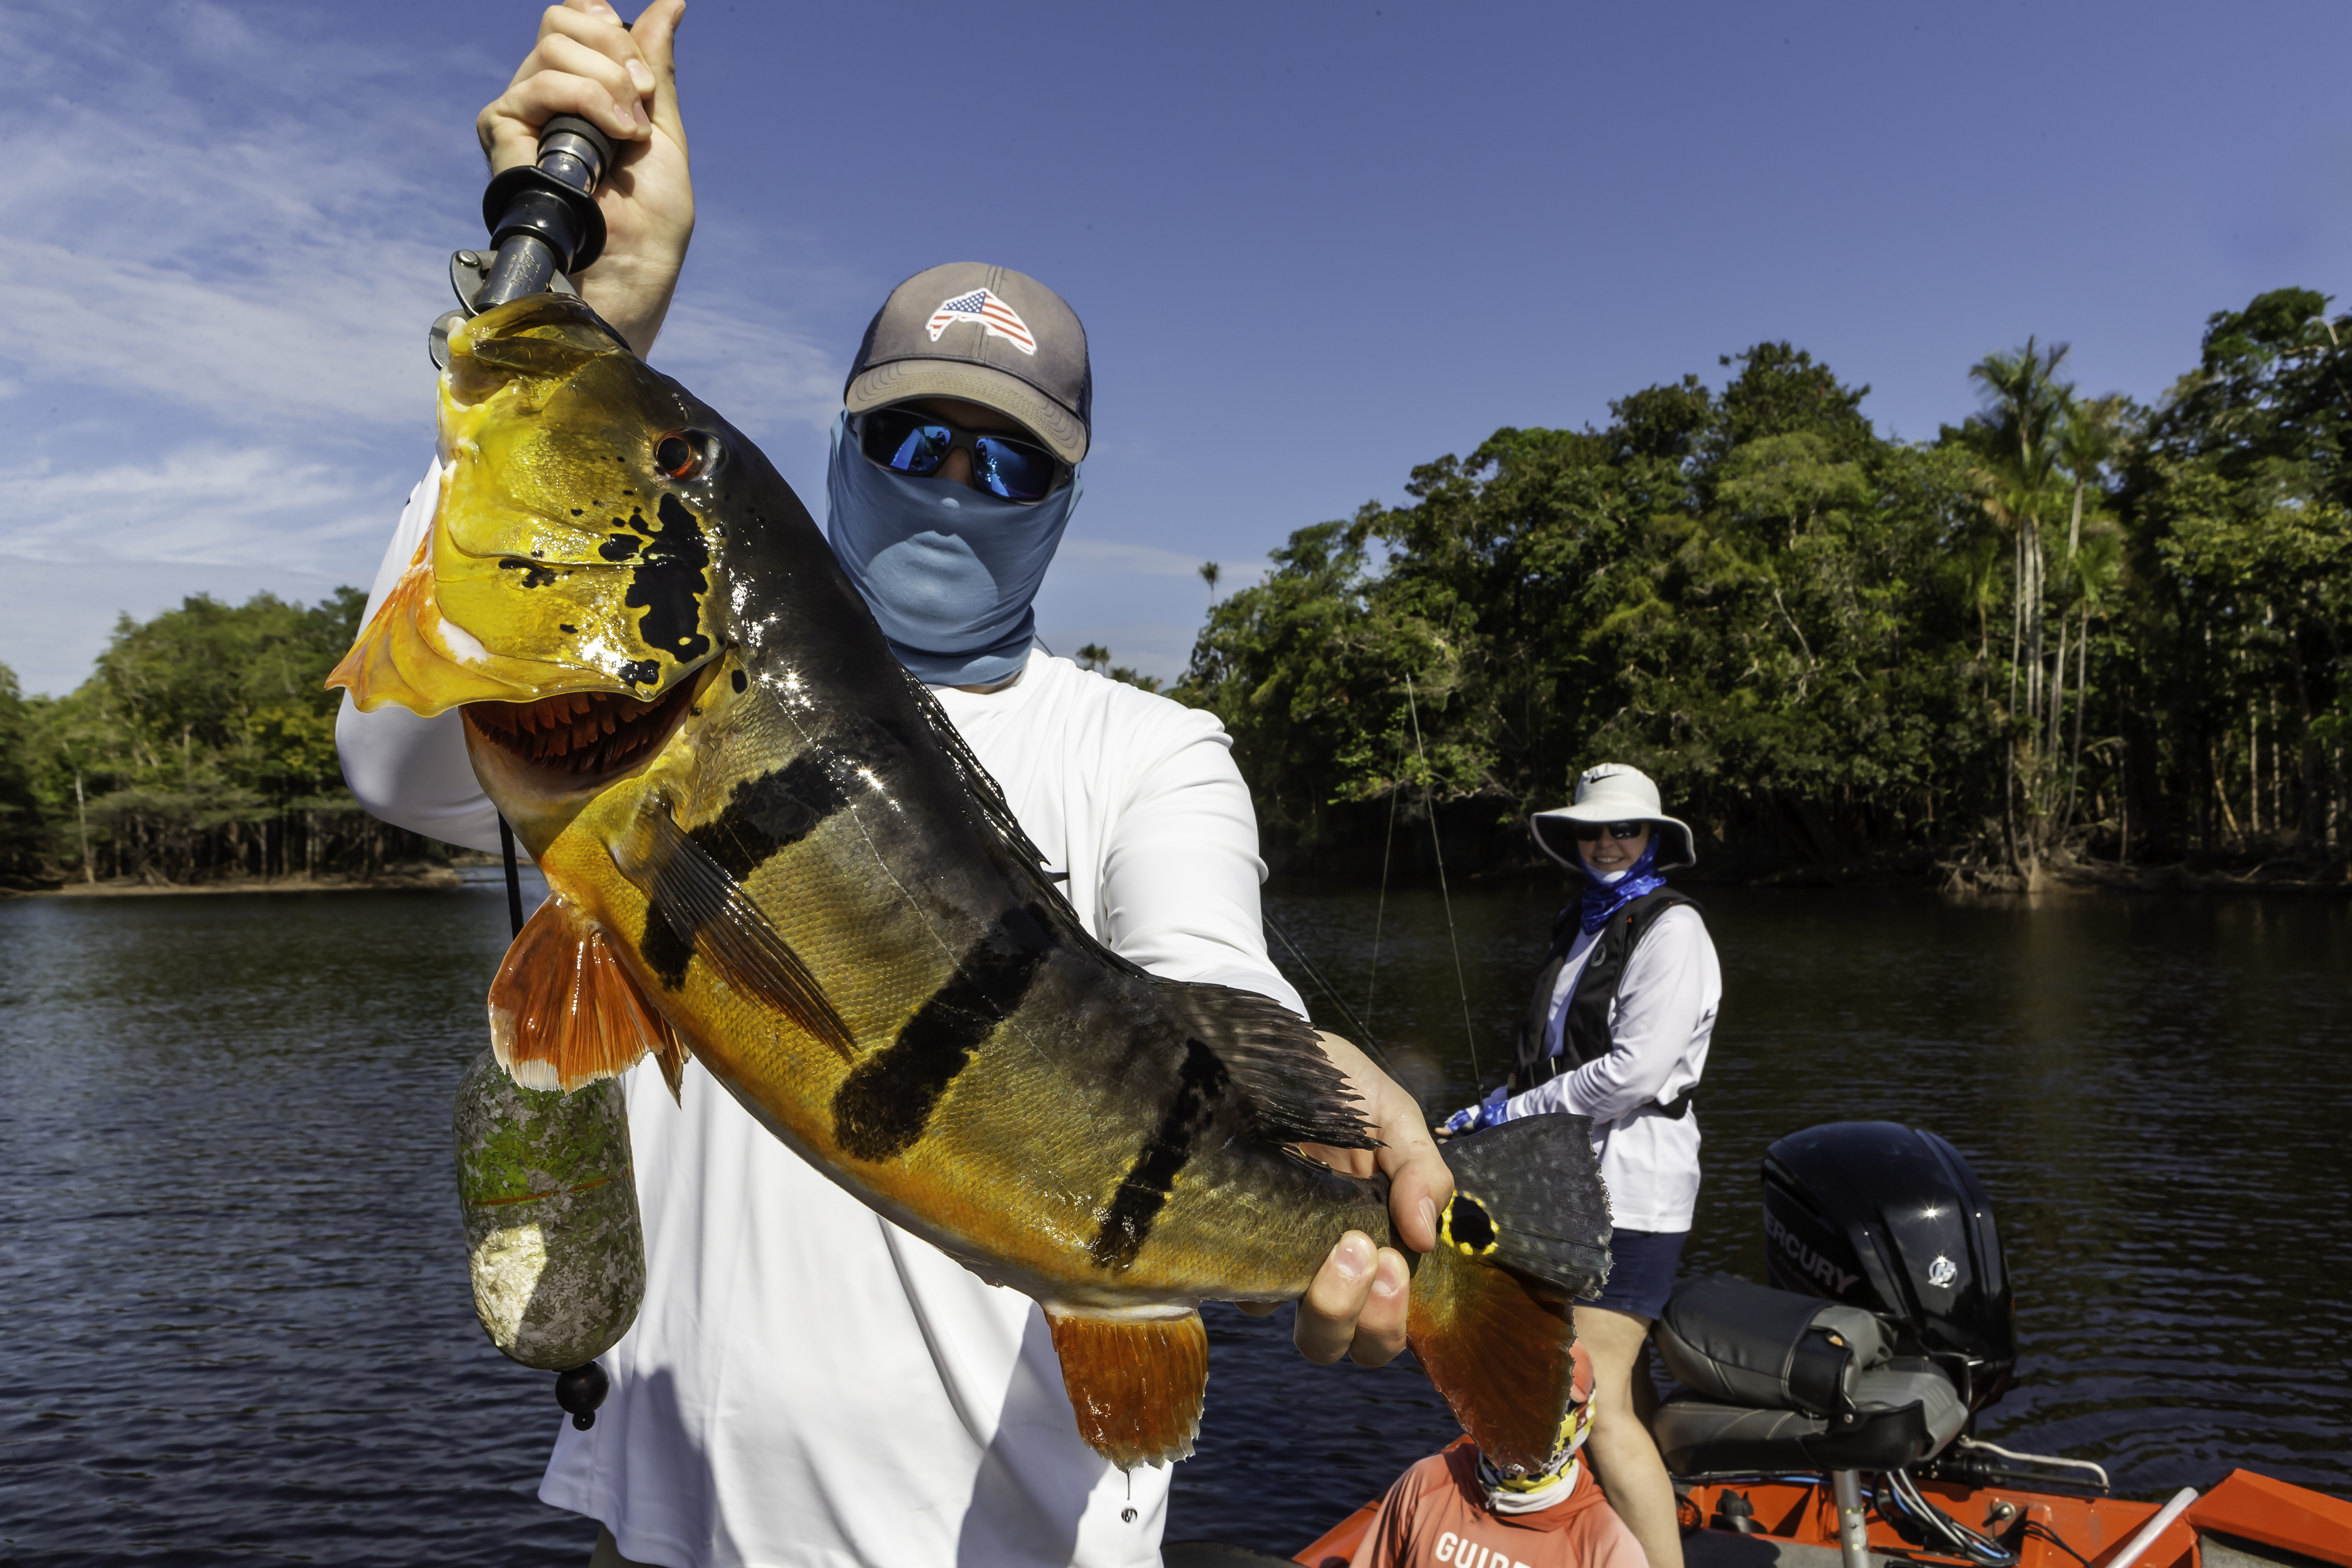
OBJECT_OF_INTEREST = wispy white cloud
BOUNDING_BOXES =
[0,4,741,690]
[0,445,405,569]
[0,5,466,446]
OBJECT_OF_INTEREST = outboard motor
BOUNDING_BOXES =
[1760,1122,2017,1414]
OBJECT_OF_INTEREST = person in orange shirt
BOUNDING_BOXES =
[1348,1349,1645,1568]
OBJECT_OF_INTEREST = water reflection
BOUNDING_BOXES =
[1,876,2345,1562]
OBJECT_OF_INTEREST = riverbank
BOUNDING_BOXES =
[23,863,463,897]
[1441,844,2352,899]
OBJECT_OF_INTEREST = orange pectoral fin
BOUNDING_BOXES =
[1045,1309,1208,1470]
[488,894,689,1095]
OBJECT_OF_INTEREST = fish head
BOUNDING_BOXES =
[328,292,810,853]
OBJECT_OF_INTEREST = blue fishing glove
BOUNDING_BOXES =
[1438,1086,1511,1137]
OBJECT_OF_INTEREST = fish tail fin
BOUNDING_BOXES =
[489,894,688,1094]
[1407,1114,1612,1472]
[1045,1309,1207,1470]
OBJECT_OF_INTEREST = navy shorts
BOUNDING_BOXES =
[1586,1227,1686,1321]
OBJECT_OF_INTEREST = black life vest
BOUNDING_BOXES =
[1508,886,1702,1114]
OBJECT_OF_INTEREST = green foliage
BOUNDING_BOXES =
[6,589,441,885]
[1184,304,2352,874]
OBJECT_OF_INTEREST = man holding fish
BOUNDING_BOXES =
[333,5,1611,1567]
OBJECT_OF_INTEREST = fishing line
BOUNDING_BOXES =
[1362,730,1405,1031]
[498,817,526,939]
[1403,673,1481,1089]
[1263,911,1394,1073]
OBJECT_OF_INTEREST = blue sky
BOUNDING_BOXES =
[6,0,2348,696]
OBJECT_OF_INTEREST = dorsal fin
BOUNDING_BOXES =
[897,664,1055,875]
[1152,977,1377,1151]
[896,664,1372,1152]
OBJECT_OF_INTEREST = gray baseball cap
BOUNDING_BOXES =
[842,262,1092,464]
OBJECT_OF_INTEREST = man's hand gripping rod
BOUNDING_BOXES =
[428,113,619,367]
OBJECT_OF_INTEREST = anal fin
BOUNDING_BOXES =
[1045,1310,1207,1470]
[490,894,689,1095]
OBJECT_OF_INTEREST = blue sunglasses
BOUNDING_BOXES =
[858,406,1065,502]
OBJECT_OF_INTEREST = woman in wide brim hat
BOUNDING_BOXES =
[1440,762,1720,1568]
[1527,763,1698,876]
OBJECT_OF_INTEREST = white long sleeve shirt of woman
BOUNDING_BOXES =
[1495,905,1720,1233]
[336,462,1307,1568]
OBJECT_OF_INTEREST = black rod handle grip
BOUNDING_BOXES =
[538,113,618,191]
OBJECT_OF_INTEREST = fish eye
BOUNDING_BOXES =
[654,430,721,482]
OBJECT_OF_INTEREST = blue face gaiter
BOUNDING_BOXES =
[824,412,1083,687]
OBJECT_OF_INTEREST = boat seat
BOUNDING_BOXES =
[1651,1274,1967,1476]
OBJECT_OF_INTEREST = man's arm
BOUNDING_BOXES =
[476,1,693,355]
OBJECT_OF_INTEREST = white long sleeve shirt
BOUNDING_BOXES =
[1497,904,1719,1233]
[336,464,1305,1568]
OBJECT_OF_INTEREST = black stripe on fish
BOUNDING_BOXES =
[1088,1037,1230,1273]
[832,905,1055,1162]
[642,752,852,988]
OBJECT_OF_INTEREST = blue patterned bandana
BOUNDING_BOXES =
[1576,837,1665,935]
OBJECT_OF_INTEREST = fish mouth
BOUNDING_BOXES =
[462,664,713,787]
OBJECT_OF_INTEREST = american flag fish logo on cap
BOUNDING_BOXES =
[926,289,1037,356]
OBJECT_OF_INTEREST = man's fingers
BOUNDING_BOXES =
[530,34,647,127]
[480,66,646,169]
[1347,1247,1412,1367]
[1383,1131,1452,1255]
[629,0,690,146]
[1309,1030,1456,1255]
[1294,1232,1377,1364]
[537,2,644,71]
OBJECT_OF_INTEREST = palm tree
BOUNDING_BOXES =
[1199,561,1221,604]
[1966,337,2073,875]
[1075,643,1109,672]
[2047,394,2125,768]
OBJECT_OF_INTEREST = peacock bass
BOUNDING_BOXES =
[329,292,1611,1470]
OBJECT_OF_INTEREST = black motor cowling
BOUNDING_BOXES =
[1760,1122,2016,1413]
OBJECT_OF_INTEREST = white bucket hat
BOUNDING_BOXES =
[1529,763,1696,873]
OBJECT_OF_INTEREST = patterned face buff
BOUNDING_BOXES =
[1474,1399,1597,1514]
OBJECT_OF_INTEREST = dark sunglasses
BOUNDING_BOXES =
[857,406,1065,502]
[1572,821,1649,842]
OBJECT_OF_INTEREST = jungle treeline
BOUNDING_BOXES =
[0,590,445,890]
[3,286,2346,891]
[1175,287,2352,885]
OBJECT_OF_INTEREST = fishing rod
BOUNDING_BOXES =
[429,112,617,367]
[1404,673,1482,1089]
[1262,911,1395,1075]
[441,100,622,1430]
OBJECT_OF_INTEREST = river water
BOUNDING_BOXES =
[1,876,2346,1563]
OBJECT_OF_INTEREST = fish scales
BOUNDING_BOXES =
[331,294,1611,1470]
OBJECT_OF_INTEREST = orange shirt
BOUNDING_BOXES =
[1345,1442,1645,1568]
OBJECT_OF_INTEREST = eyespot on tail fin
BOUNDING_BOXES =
[1437,1114,1613,1294]
[1046,1309,1208,1470]
[611,805,859,1064]
[489,895,680,1092]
